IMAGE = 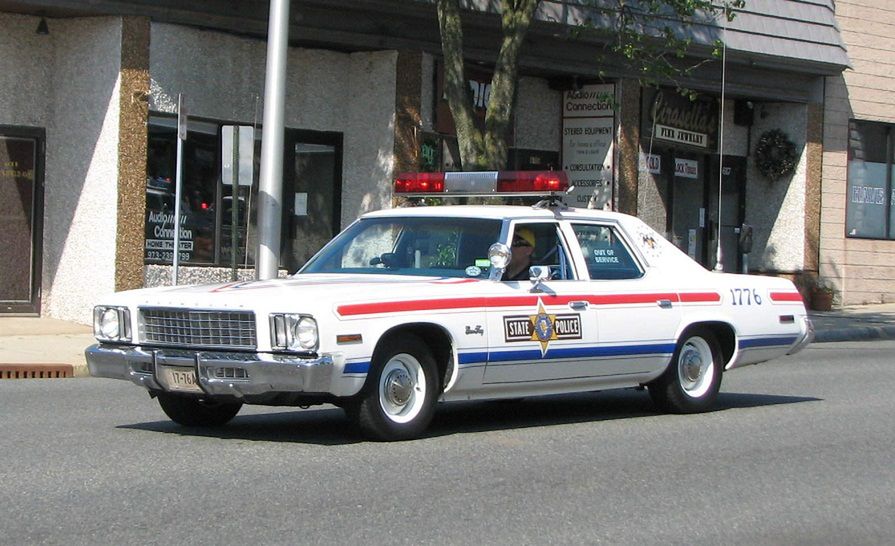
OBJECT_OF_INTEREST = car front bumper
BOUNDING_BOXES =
[85,344,337,399]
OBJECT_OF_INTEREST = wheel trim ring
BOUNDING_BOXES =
[677,337,715,398]
[378,354,426,424]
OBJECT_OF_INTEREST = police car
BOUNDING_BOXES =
[86,171,813,441]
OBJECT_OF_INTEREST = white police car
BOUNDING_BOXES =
[87,171,813,441]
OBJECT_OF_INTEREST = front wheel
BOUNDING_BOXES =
[648,327,723,413]
[356,335,439,441]
[156,392,242,427]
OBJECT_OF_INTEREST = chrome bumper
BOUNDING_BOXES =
[787,317,815,356]
[85,344,336,399]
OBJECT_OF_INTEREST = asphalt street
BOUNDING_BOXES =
[1,340,893,545]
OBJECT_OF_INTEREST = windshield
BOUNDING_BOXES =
[300,216,502,278]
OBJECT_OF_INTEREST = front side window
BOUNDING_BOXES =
[571,223,642,280]
[301,217,502,278]
[846,120,895,239]
[505,223,574,281]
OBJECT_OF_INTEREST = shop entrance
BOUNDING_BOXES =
[668,153,746,271]
[0,127,44,314]
[282,130,343,272]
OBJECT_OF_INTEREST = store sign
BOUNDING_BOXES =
[675,158,699,179]
[563,86,614,118]
[641,89,718,152]
[656,124,708,148]
[435,63,514,146]
[639,153,661,174]
[562,84,615,209]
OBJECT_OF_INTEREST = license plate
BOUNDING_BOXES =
[158,365,202,393]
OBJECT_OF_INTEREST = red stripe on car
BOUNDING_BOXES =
[769,291,803,302]
[336,291,716,317]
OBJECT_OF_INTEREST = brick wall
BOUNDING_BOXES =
[822,0,895,305]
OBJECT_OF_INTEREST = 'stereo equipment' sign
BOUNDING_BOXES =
[641,89,719,152]
[562,84,615,209]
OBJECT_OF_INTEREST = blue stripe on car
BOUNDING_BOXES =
[738,336,798,349]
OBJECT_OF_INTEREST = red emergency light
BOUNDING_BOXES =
[394,171,569,196]
[394,172,445,193]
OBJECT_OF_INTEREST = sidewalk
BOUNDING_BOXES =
[2,303,895,378]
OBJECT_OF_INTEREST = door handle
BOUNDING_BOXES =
[568,300,589,310]
[657,299,673,309]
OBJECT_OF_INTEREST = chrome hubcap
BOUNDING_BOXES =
[682,349,703,382]
[677,336,715,398]
[378,353,427,424]
[385,368,413,407]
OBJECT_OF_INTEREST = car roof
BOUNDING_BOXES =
[361,204,633,223]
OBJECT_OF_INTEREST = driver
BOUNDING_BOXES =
[503,227,536,281]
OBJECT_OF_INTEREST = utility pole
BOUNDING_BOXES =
[256,0,290,279]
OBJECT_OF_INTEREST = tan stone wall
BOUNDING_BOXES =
[822,0,895,305]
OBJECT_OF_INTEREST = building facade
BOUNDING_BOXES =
[0,0,856,323]
[821,0,895,306]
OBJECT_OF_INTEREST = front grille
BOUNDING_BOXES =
[140,308,257,349]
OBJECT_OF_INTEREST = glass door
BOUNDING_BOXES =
[282,131,343,273]
[1,128,44,314]
[669,152,707,264]
[707,156,746,272]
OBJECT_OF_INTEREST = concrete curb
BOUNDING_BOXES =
[813,325,895,343]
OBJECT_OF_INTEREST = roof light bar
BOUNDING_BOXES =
[394,171,569,197]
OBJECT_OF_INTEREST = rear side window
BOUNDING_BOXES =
[571,224,642,280]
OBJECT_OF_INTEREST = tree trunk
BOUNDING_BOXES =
[436,0,539,171]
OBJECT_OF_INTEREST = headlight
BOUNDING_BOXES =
[270,313,318,351]
[93,306,131,342]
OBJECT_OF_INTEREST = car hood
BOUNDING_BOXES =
[104,274,487,315]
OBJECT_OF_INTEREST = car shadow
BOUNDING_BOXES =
[117,389,821,445]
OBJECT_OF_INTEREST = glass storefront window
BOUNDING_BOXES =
[846,120,895,240]
[145,118,219,264]
[145,115,342,270]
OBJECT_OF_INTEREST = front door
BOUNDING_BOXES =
[668,152,747,271]
[282,130,343,273]
[669,152,707,264]
[707,156,746,272]
[483,221,600,385]
[0,127,44,314]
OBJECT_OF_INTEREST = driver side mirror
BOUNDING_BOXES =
[529,265,551,281]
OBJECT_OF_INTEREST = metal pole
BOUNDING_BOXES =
[231,127,240,281]
[256,0,290,280]
[172,93,186,285]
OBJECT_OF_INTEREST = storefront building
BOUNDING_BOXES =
[1,1,851,323]
[821,0,895,306]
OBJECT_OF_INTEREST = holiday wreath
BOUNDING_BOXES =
[755,129,797,181]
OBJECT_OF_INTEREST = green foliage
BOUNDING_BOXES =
[435,0,746,170]
[584,0,745,94]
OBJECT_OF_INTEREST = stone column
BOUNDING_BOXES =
[116,16,150,291]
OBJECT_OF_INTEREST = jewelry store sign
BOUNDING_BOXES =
[642,88,718,152]
[562,84,615,209]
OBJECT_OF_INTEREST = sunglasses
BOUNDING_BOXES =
[512,238,532,248]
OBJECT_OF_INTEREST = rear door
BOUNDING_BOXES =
[568,221,682,379]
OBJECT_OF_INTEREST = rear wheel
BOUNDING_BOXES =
[649,327,723,413]
[356,335,439,441]
[156,393,242,427]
